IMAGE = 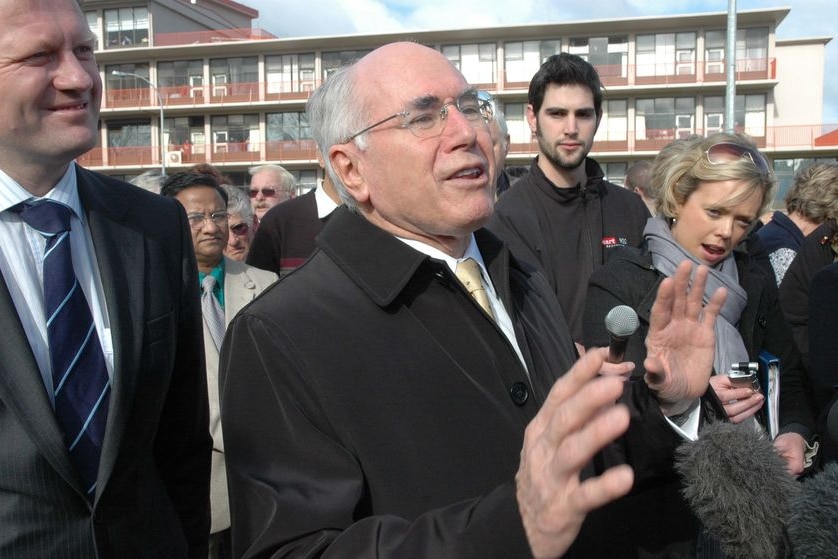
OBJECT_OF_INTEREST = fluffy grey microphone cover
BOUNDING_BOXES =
[674,422,800,559]
[787,462,838,558]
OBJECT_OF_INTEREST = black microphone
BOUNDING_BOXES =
[604,305,639,364]
[674,422,799,559]
[787,462,838,558]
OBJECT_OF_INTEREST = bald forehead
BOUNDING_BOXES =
[353,42,466,107]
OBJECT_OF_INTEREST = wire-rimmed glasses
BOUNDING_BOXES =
[343,89,492,143]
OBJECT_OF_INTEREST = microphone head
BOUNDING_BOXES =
[604,305,639,338]
[788,462,838,558]
[674,422,799,559]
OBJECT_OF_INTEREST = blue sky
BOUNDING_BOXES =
[245,0,837,122]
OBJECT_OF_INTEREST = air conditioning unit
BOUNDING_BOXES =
[167,150,183,165]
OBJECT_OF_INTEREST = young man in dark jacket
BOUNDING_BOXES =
[488,53,649,345]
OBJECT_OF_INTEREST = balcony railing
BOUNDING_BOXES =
[77,123,838,170]
[103,57,777,111]
[78,139,319,169]
[501,57,775,89]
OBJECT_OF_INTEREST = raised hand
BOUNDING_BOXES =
[644,261,727,416]
[517,348,634,558]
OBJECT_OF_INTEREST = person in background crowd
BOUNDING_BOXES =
[161,172,276,559]
[624,160,656,215]
[246,135,341,274]
[778,218,838,369]
[221,41,729,559]
[222,184,256,262]
[752,162,838,286]
[0,1,211,556]
[488,53,650,346]
[481,92,513,198]
[129,168,165,194]
[248,164,296,223]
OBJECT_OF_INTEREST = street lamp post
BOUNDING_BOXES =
[111,70,166,175]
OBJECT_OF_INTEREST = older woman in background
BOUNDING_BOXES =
[583,132,816,475]
[222,184,256,262]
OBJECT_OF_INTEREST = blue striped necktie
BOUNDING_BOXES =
[14,200,110,499]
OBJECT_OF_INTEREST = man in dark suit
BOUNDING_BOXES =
[0,1,211,557]
[220,42,726,558]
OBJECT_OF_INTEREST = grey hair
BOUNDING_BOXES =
[222,184,253,221]
[306,63,368,212]
[490,96,509,152]
[248,164,296,192]
[784,162,838,223]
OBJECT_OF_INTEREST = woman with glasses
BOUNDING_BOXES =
[222,184,255,262]
[583,132,815,468]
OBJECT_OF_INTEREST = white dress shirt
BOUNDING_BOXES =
[397,234,528,372]
[0,164,114,406]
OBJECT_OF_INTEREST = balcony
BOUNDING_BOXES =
[500,58,775,90]
[78,123,838,172]
[105,81,263,109]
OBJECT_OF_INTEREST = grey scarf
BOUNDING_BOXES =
[644,215,749,376]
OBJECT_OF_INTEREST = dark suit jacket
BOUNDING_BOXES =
[0,167,212,558]
[808,262,838,462]
[220,207,686,558]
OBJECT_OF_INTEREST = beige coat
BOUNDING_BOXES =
[203,257,277,534]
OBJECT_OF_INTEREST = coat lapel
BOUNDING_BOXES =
[76,169,145,499]
[223,258,259,324]
[0,273,82,490]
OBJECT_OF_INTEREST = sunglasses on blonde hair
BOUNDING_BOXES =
[705,142,771,177]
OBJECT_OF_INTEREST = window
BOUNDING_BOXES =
[703,94,766,137]
[442,43,496,85]
[503,103,531,145]
[568,36,628,77]
[107,120,150,148]
[635,97,695,140]
[104,7,148,48]
[705,27,768,73]
[597,100,627,142]
[266,53,316,94]
[266,112,312,142]
[504,40,561,83]
[211,114,260,152]
[322,50,372,81]
[636,32,694,77]
[209,57,258,96]
[166,116,205,154]
[158,60,203,98]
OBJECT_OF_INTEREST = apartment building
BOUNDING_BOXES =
[81,1,837,199]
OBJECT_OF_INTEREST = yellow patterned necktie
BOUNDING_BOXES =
[455,258,495,320]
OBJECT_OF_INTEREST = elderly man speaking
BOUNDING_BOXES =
[220,42,724,558]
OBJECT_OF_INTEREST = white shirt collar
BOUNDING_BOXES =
[0,163,82,222]
[396,233,492,288]
[314,181,340,220]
